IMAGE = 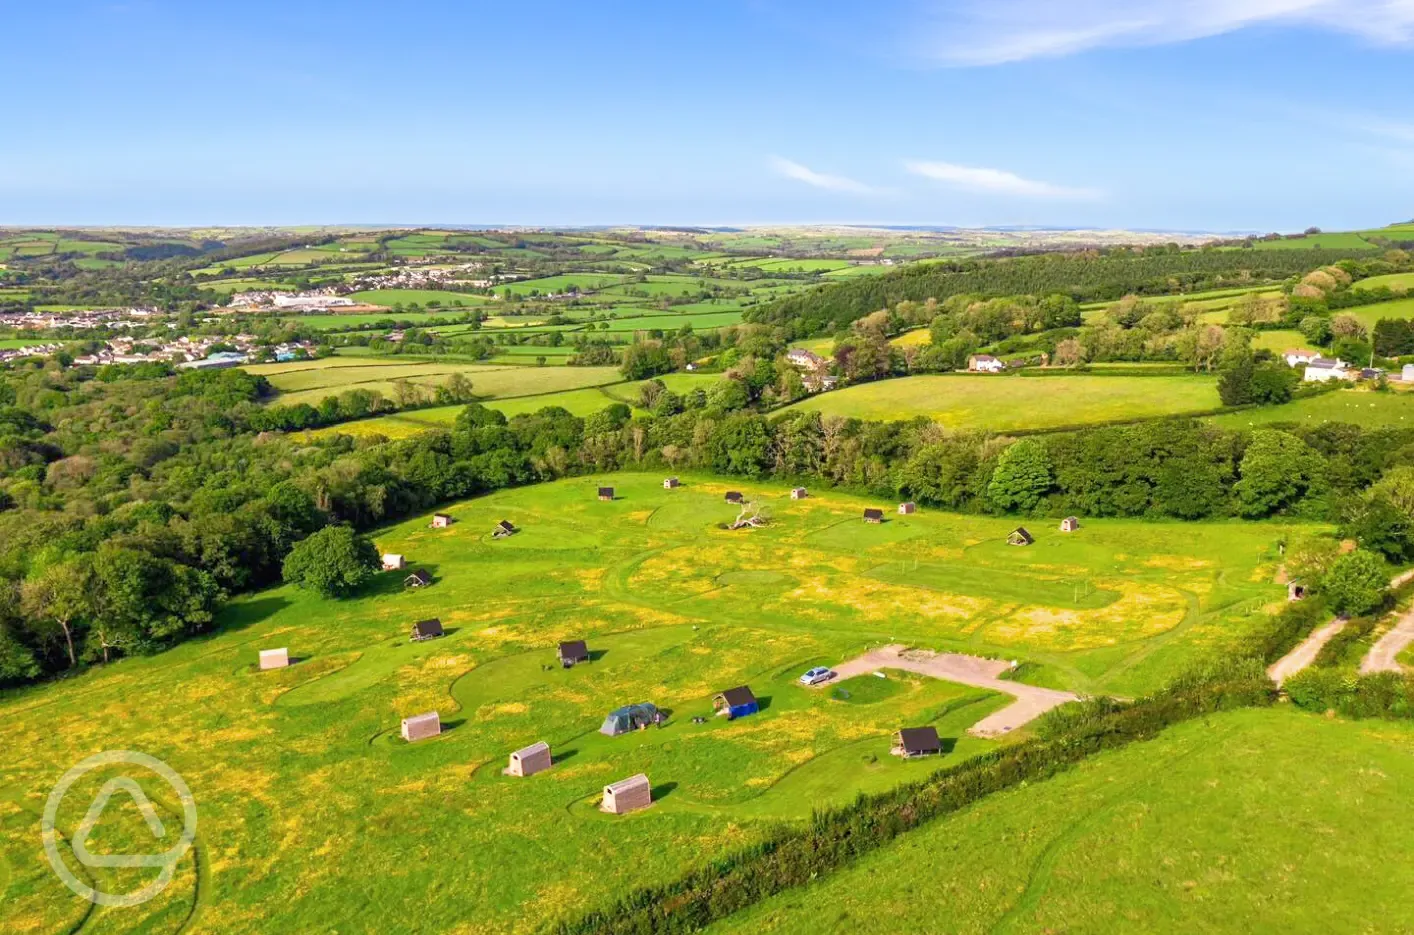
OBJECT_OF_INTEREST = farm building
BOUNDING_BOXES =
[381,553,406,571]
[864,508,884,524]
[1289,580,1307,601]
[1007,527,1035,546]
[968,354,1005,373]
[598,487,615,501]
[663,477,680,489]
[410,618,444,641]
[600,702,659,736]
[601,774,652,814]
[401,711,441,742]
[898,502,916,515]
[404,569,432,589]
[493,520,517,539]
[725,491,744,504]
[790,487,807,499]
[713,685,759,720]
[1060,516,1080,532]
[892,726,942,758]
[504,741,552,777]
[258,648,290,671]
[558,640,590,668]
[431,513,452,528]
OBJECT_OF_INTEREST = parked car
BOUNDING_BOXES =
[799,666,835,685]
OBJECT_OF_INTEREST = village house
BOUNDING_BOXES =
[1283,348,1319,367]
[968,354,1006,373]
[1303,358,1353,383]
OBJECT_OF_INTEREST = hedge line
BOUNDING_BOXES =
[550,605,1327,935]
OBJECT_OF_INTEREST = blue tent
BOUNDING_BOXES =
[714,685,759,720]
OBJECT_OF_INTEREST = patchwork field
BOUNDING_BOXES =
[710,707,1414,934]
[0,475,1307,933]
[777,374,1223,431]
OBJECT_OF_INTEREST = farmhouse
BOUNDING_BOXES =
[401,711,441,742]
[410,618,444,641]
[790,487,808,499]
[1060,516,1080,532]
[1303,358,1353,383]
[258,648,289,670]
[892,726,942,758]
[786,347,826,369]
[381,553,405,571]
[404,569,432,589]
[663,476,679,489]
[898,501,916,515]
[493,520,516,539]
[713,685,759,720]
[1008,527,1035,546]
[864,508,884,524]
[1284,349,1319,367]
[558,640,590,668]
[600,702,659,736]
[602,773,652,814]
[431,513,452,528]
[725,491,744,504]
[505,741,551,777]
[598,486,615,501]
[968,354,1005,373]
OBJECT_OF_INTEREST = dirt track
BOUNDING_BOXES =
[1268,617,1348,686]
[822,645,1080,737]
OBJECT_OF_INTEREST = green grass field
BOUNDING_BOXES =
[777,374,1223,431]
[1354,272,1414,293]
[1245,232,1380,250]
[0,475,1305,933]
[709,706,1414,935]
[1342,297,1414,330]
[345,289,490,308]
[1209,389,1414,430]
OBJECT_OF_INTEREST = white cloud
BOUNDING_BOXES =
[770,156,875,194]
[905,160,1101,199]
[920,0,1414,66]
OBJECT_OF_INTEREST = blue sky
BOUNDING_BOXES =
[2,0,1412,230]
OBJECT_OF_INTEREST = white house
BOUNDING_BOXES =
[968,354,1005,373]
[786,348,826,369]
[1303,358,1353,383]
[1283,349,1319,368]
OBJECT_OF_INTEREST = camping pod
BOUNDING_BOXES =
[505,741,551,777]
[401,711,441,742]
[602,774,651,814]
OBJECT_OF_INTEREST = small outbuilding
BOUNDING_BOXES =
[259,648,290,670]
[663,477,680,489]
[401,711,442,742]
[898,502,916,515]
[1059,517,1080,532]
[504,741,552,777]
[558,639,590,668]
[493,520,517,539]
[600,702,659,736]
[404,569,433,589]
[601,773,652,814]
[713,685,759,720]
[1007,527,1034,547]
[892,726,942,758]
[864,508,884,524]
[410,618,444,641]
[725,491,744,504]
[790,487,808,500]
[1288,580,1307,602]
[382,553,406,571]
[598,487,615,501]
[431,513,452,528]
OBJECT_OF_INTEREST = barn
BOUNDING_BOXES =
[663,477,680,489]
[410,618,444,641]
[505,741,552,777]
[401,711,441,742]
[1007,527,1034,546]
[892,726,942,758]
[898,502,916,515]
[1060,516,1080,532]
[258,648,289,671]
[558,640,590,668]
[404,569,432,589]
[431,513,452,528]
[864,508,884,524]
[600,702,659,735]
[601,774,652,814]
[713,685,759,720]
[598,487,615,501]
[790,487,807,500]
[381,553,406,571]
